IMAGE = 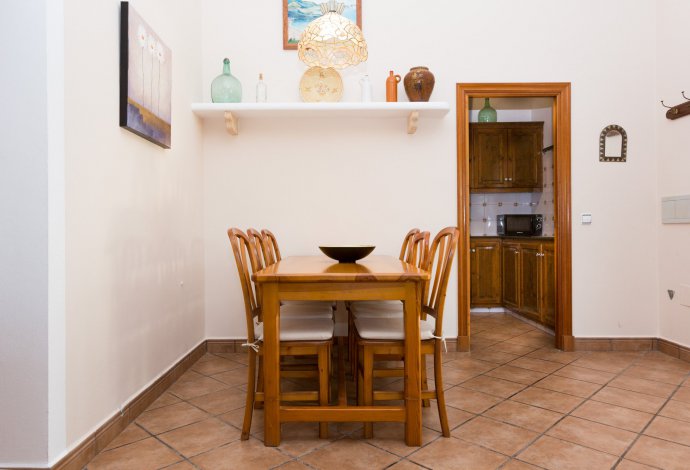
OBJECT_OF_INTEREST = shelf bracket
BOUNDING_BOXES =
[224,111,238,135]
[407,111,419,134]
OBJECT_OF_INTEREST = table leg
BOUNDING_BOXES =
[262,283,281,446]
[403,281,422,446]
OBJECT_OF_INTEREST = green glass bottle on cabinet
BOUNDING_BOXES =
[211,58,242,103]
[478,98,497,122]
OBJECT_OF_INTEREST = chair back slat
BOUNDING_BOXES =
[422,227,460,336]
[399,228,421,262]
[405,231,430,269]
[247,228,268,270]
[227,228,262,341]
[261,229,281,265]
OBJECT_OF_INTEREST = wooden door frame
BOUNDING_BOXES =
[456,83,573,351]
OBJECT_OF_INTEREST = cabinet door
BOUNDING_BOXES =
[541,243,556,328]
[519,244,541,322]
[471,127,508,189]
[508,127,542,189]
[470,240,501,306]
[502,243,520,309]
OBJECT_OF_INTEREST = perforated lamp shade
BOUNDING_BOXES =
[297,1,368,69]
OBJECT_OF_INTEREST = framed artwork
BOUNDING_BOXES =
[283,0,362,50]
[120,1,172,148]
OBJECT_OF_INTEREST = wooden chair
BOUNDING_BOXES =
[254,228,335,312]
[355,227,460,438]
[227,228,334,440]
[348,231,429,378]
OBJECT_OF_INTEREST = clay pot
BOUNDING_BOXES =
[403,66,435,102]
[385,71,402,102]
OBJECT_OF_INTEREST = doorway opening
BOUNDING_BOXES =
[456,83,572,351]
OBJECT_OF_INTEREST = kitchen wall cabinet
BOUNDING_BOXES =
[470,238,502,306]
[470,122,543,192]
[472,237,555,329]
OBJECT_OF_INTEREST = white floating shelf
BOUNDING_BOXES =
[190,102,450,135]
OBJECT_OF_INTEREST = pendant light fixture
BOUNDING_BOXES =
[297,0,368,102]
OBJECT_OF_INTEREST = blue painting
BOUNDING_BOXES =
[120,2,172,148]
[284,0,361,50]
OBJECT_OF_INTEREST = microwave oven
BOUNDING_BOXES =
[497,214,543,237]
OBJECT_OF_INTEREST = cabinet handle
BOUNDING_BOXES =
[470,249,476,253]
[508,178,513,181]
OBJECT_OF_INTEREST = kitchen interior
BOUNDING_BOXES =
[469,97,556,333]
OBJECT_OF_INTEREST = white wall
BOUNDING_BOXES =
[63,0,205,450]
[202,0,659,340]
[656,0,690,347]
[0,0,51,465]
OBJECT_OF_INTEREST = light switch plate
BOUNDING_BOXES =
[679,284,690,308]
[662,195,690,223]
[581,213,592,224]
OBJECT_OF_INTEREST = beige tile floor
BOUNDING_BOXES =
[86,313,690,469]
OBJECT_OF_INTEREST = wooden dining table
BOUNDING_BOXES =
[252,255,430,447]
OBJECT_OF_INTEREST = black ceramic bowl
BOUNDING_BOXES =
[319,245,375,263]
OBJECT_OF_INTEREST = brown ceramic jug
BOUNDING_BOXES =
[385,71,402,102]
[403,66,435,102]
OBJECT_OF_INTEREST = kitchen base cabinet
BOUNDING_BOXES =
[501,242,520,310]
[471,237,555,329]
[470,238,502,307]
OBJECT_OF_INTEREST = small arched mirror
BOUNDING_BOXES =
[599,124,627,162]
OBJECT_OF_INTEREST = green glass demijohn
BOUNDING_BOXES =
[211,58,242,103]
[478,98,497,122]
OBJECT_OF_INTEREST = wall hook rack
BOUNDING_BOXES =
[661,91,690,120]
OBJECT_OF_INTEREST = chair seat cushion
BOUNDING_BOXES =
[350,301,404,319]
[280,303,333,319]
[255,317,334,342]
[354,316,436,341]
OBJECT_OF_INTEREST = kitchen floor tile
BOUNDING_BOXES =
[157,417,241,458]
[625,435,690,470]
[192,356,244,375]
[571,400,654,433]
[672,386,690,404]
[553,364,615,385]
[622,365,689,386]
[187,387,246,415]
[483,400,563,433]
[608,374,678,398]
[102,423,150,451]
[546,416,636,455]
[517,435,618,469]
[485,365,548,385]
[455,416,538,455]
[443,386,504,414]
[366,422,440,457]
[525,348,583,365]
[167,376,230,400]
[87,437,182,469]
[659,399,690,423]
[643,415,690,447]
[409,437,508,469]
[591,386,666,414]
[135,402,209,435]
[511,387,584,414]
[508,357,564,374]
[460,375,527,398]
[533,374,602,398]
[300,438,399,469]
[191,438,290,469]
